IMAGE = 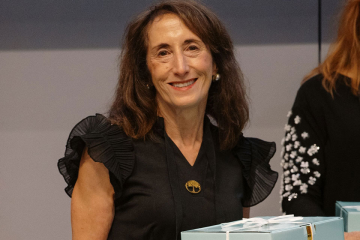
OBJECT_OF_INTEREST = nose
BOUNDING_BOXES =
[172,51,189,77]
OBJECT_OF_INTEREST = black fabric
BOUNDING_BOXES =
[233,137,278,207]
[281,74,360,216]
[164,132,184,240]
[58,114,135,198]
[58,114,277,239]
[168,119,216,233]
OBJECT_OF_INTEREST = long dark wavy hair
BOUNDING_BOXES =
[109,0,249,150]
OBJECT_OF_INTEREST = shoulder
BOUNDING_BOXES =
[66,114,133,160]
[297,74,327,101]
[301,73,324,90]
[208,118,276,161]
[58,114,135,197]
[68,114,118,134]
[203,120,278,206]
[293,74,330,111]
[67,114,130,144]
[232,136,278,207]
[232,137,276,164]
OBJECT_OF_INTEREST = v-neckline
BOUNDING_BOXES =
[154,115,215,173]
[161,116,209,167]
[166,134,205,168]
[162,116,224,238]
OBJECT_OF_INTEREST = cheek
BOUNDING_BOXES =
[148,59,166,76]
[147,62,170,88]
[147,62,159,81]
[199,54,214,74]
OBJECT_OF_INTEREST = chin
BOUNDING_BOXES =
[170,97,205,109]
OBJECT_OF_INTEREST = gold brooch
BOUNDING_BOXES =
[185,180,201,194]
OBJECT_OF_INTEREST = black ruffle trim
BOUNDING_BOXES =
[233,137,278,207]
[57,114,135,197]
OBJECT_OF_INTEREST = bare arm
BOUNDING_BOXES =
[71,148,115,240]
[243,207,250,218]
[344,232,360,240]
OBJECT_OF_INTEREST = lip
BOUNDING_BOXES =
[168,78,198,91]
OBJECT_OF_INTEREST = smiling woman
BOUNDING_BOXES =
[109,0,250,149]
[146,13,216,136]
[57,1,278,240]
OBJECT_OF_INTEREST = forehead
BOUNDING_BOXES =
[146,13,201,45]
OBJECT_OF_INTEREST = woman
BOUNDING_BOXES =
[280,0,360,236]
[58,1,277,239]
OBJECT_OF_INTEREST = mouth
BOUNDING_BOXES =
[169,78,198,88]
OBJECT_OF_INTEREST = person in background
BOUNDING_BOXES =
[280,0,360,239]
[58,1,278,239]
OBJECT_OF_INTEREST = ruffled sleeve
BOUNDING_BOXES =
[233,137,278,207]
[57,114,135,198]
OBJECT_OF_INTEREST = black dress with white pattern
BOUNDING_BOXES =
[280,74,360,216]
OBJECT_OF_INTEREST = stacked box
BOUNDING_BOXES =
[336,201,360,232]
[181,216,344,240]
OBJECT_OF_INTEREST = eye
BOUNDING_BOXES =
[188,45,199,51]
[158,50,169,57]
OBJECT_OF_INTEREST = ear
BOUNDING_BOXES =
[212,61,218,75]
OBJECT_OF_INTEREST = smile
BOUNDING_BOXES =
[169,78,197,88]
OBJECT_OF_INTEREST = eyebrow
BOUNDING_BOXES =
[183,38,202,45]
[150,38,202,52]
[151,43,170,52]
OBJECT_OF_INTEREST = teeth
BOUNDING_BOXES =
[172,80,195,88]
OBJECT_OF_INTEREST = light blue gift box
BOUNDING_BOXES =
[335,201,360,232]
[181,216,344,240]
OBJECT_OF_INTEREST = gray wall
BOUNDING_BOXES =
[0,0,343,239]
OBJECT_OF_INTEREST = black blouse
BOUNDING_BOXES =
[58,114,277,240]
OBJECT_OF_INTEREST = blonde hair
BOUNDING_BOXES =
[304,0,360,96]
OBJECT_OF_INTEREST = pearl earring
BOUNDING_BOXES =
[212,73,220,82]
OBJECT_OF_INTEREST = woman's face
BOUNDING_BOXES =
[146,13,216,111]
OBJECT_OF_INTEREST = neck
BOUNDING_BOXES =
[157,101,206,148]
